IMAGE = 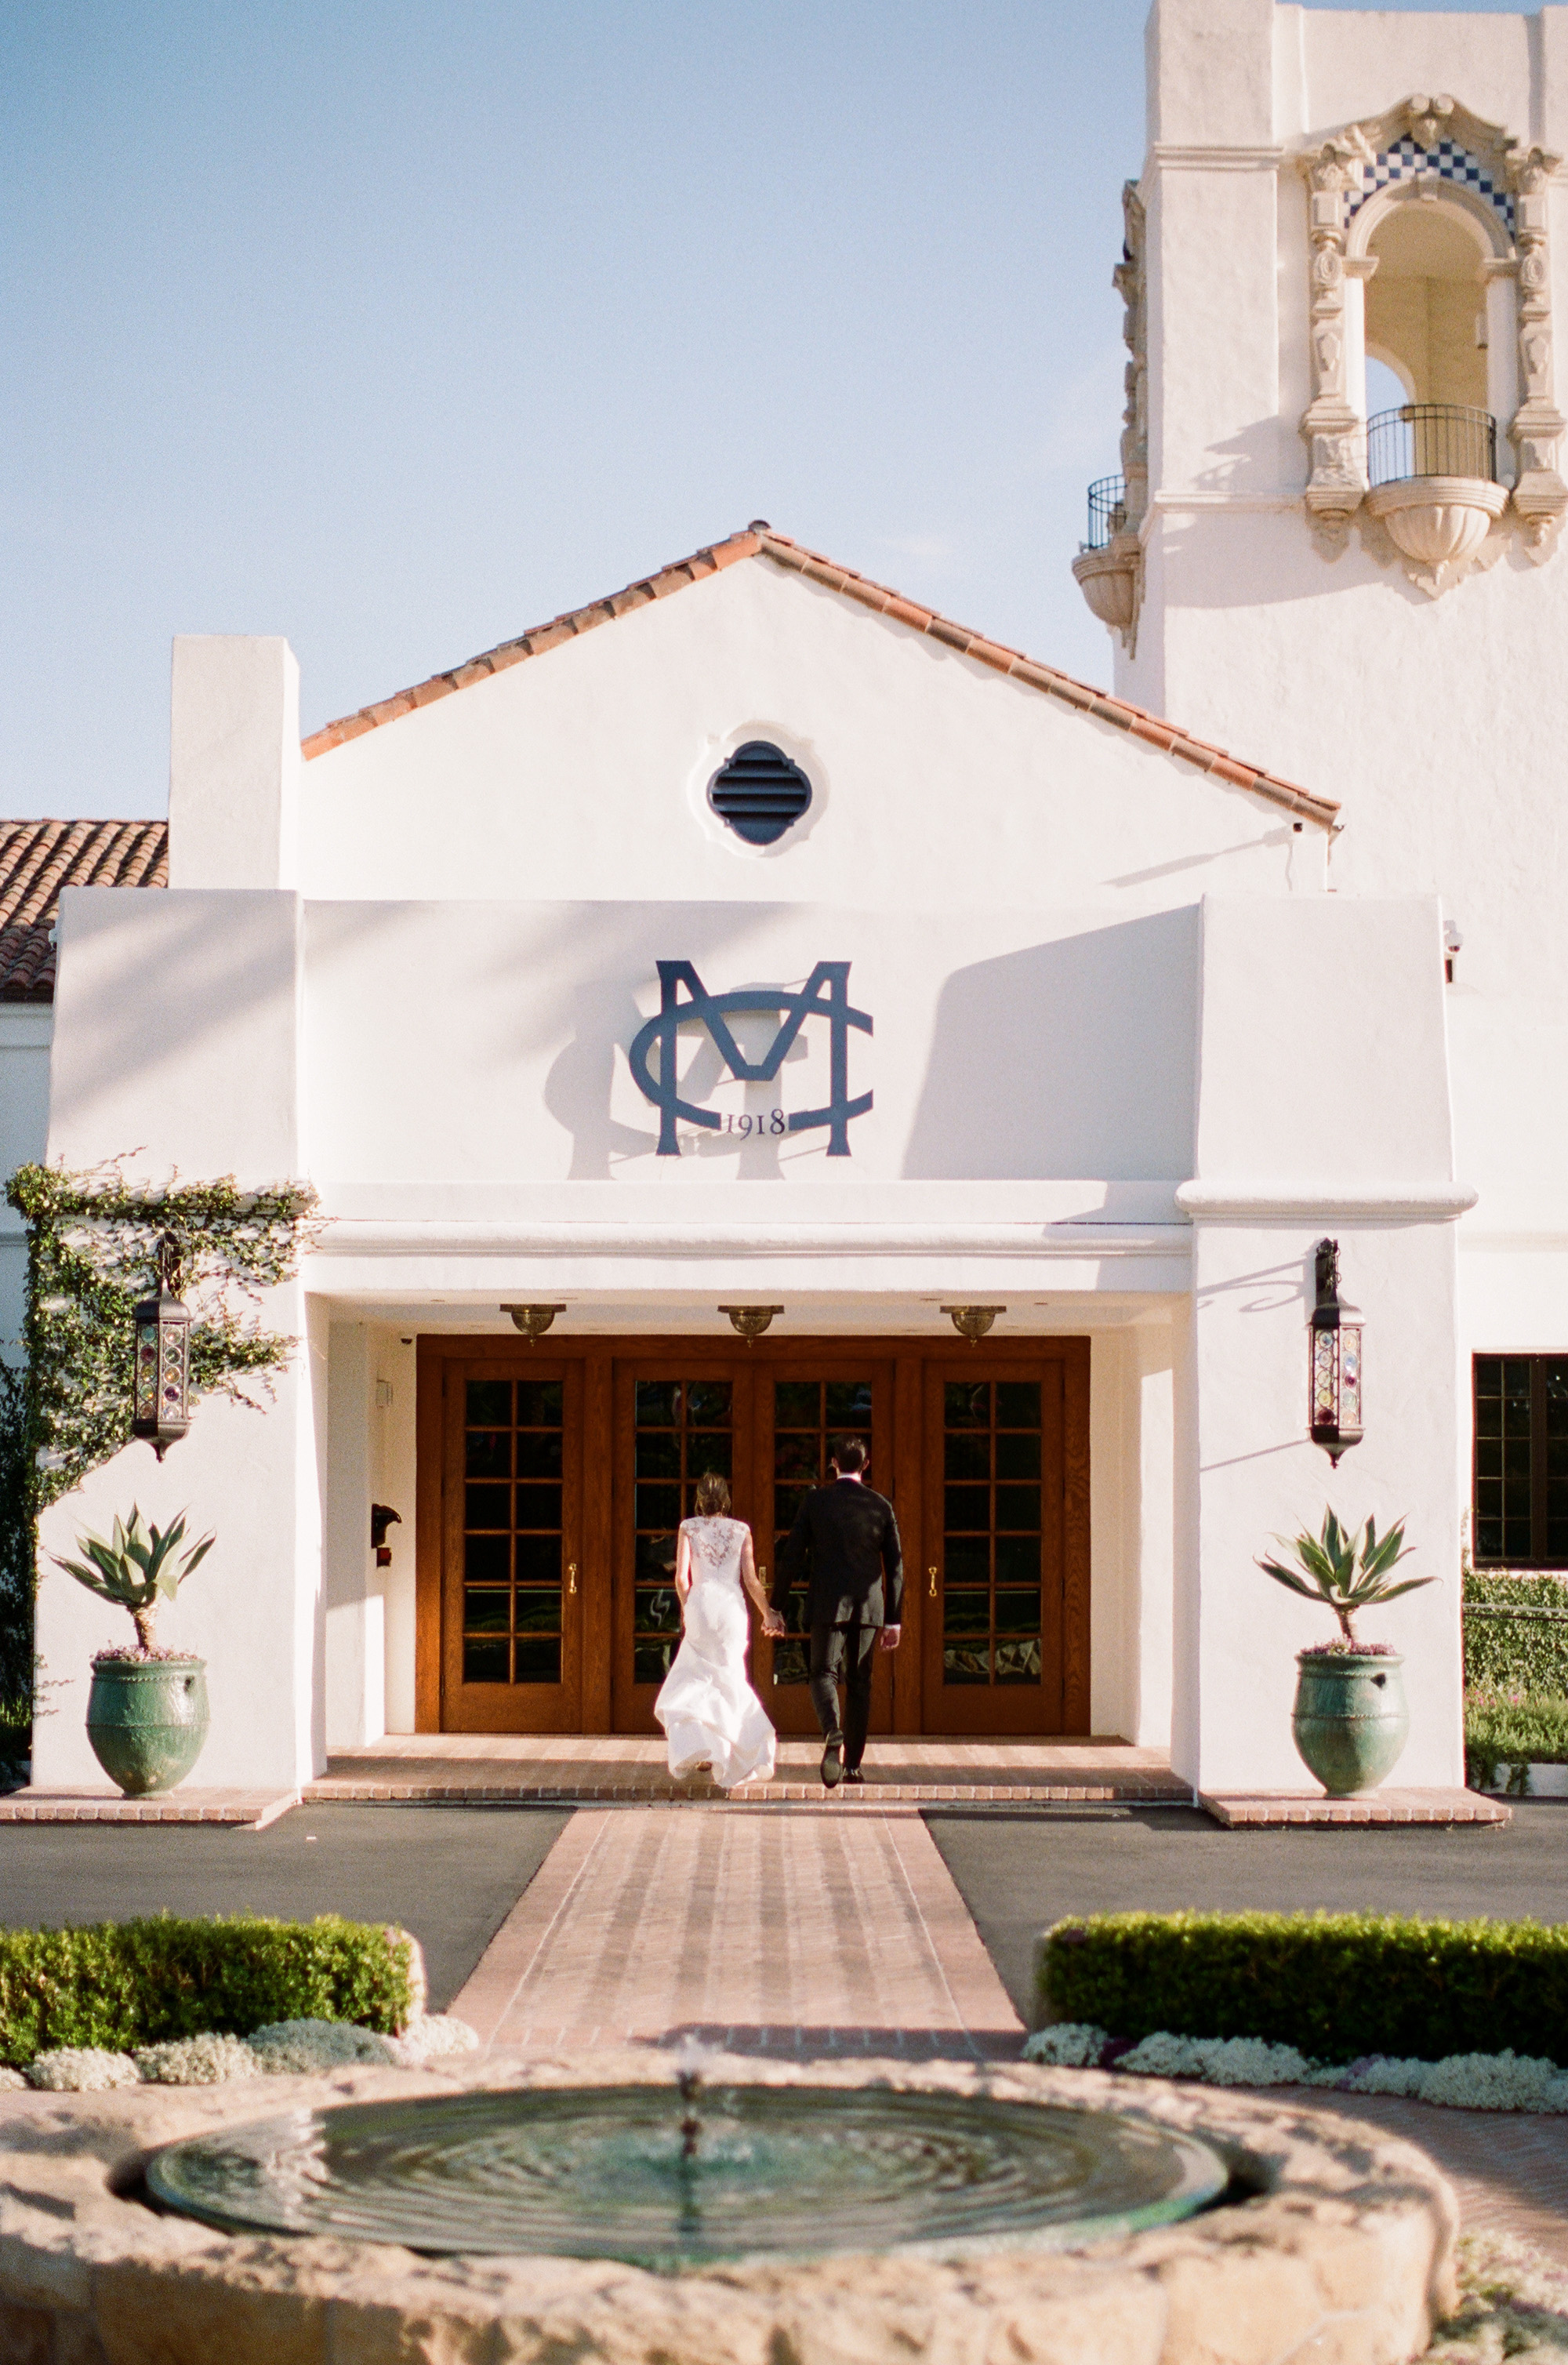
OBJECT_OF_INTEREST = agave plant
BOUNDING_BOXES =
[1258,1508,1434,1646]
[53,1508,215,1654]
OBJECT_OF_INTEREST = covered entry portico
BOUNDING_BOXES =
[312,1199,1185,1757]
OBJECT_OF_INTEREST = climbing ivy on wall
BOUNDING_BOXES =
[0,1162,321,1713]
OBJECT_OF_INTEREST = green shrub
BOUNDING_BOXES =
[1465,1691,1568,1787]
[1464,1572,1568,1695]
[1038,1910,1568,2064]
[0,1915,414,2067]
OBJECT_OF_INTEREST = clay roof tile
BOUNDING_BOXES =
[0,819,169,1003]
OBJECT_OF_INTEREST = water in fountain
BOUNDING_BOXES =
[146,2066,1229,2270]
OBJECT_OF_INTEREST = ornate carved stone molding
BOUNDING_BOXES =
[1071,544,1138,635]
[1365,478,1509,596]
[1096,179,1147,654]
[1508,147,1568,559]
[1351,492,1509,595]
[1295,95,1568,583]
[1297,142,1365,548]
[1113,182,1148,541]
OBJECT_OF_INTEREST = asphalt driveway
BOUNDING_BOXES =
[0,1804,570,2010]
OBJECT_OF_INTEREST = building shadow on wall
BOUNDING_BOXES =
[541,979,662,1179]
[902,910,1198,1181]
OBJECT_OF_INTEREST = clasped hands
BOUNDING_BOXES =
[759,1608,901,1651]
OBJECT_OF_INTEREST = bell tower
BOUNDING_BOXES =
[1072,0,1568,905]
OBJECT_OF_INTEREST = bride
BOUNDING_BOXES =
[654,1473,777,1789]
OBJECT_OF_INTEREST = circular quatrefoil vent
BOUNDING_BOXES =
[708,741,812,845]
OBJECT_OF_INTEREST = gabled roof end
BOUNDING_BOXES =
[301,525,1340,833]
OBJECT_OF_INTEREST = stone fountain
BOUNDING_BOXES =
[0,2051,1459,2363]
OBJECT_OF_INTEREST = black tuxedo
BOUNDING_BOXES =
[774,1478,904,1629]
[775,1479,904,1772]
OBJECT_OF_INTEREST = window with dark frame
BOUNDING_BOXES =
[1472,1355,1568,1568]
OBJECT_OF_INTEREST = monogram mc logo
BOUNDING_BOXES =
[628,960,873,1157]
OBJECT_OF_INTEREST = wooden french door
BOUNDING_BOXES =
[437,1356,584,1732]
[920,1345,1090,1735]
[420,1334,1089,1738]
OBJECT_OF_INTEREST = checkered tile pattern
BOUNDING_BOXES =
[1348,140,1515,236]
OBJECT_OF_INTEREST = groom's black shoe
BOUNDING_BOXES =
[843,1768,865,1786]
[821,1738,844,1789]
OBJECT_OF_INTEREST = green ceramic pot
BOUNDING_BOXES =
[1291,1648,1409,1796]
[85,1656,210,1797]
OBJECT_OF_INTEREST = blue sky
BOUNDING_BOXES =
[0,0,1538,820]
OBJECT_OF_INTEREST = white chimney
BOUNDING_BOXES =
[167,636,300,889]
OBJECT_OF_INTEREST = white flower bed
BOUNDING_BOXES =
[383,2014,481,2069]
[1020,2022,1106,2069]
[6,2015,479,2092]
[26,2047,142,2092]
[1023,2023,1568,2112]
[135,2033,263,2086]
[1117,2030,1334,2089]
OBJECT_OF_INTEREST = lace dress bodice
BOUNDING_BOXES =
[681,1515,746,1586]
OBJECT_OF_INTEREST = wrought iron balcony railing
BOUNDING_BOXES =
[1367,404,1499,489]
[1084,474,1128,551]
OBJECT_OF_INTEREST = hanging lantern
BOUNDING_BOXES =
[132,1230,192,1460]
[1308,1237,1363,1466]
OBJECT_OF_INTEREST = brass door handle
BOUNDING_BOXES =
[568,1562,578,1596]
[758,1565,767,1583]
[927,1565,938,1598]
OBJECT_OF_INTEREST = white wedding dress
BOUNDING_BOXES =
[653,1516,777,1789]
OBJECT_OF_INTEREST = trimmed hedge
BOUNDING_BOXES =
[1465,1571,1568,1695]
[1039,1910,1568,2065]
[1466,1693,1568,1786]
[0,1915,414,2067]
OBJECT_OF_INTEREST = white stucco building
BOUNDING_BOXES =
[7,0,1559,1801]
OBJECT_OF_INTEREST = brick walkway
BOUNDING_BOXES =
[451,1804,1023,2058]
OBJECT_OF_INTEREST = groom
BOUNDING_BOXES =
[765,1437,903,1789]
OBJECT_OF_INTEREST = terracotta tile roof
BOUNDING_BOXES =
[0,819,168,1003]
[302,525,1340,831]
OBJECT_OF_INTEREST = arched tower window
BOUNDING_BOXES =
[1298,95,1566,590]
[1353,184,1516,497]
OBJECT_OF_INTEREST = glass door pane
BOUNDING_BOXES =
[632,1378,735,1689]
[442,1361,582,1731]
[939,1378,1044,1690]
[769,1378,875,1684]
[461,1375,565,1686]
[613,1360,755,1729]
[754,1361,894,1739]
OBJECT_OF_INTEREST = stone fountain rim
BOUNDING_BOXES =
[0,2049,1461,2365]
